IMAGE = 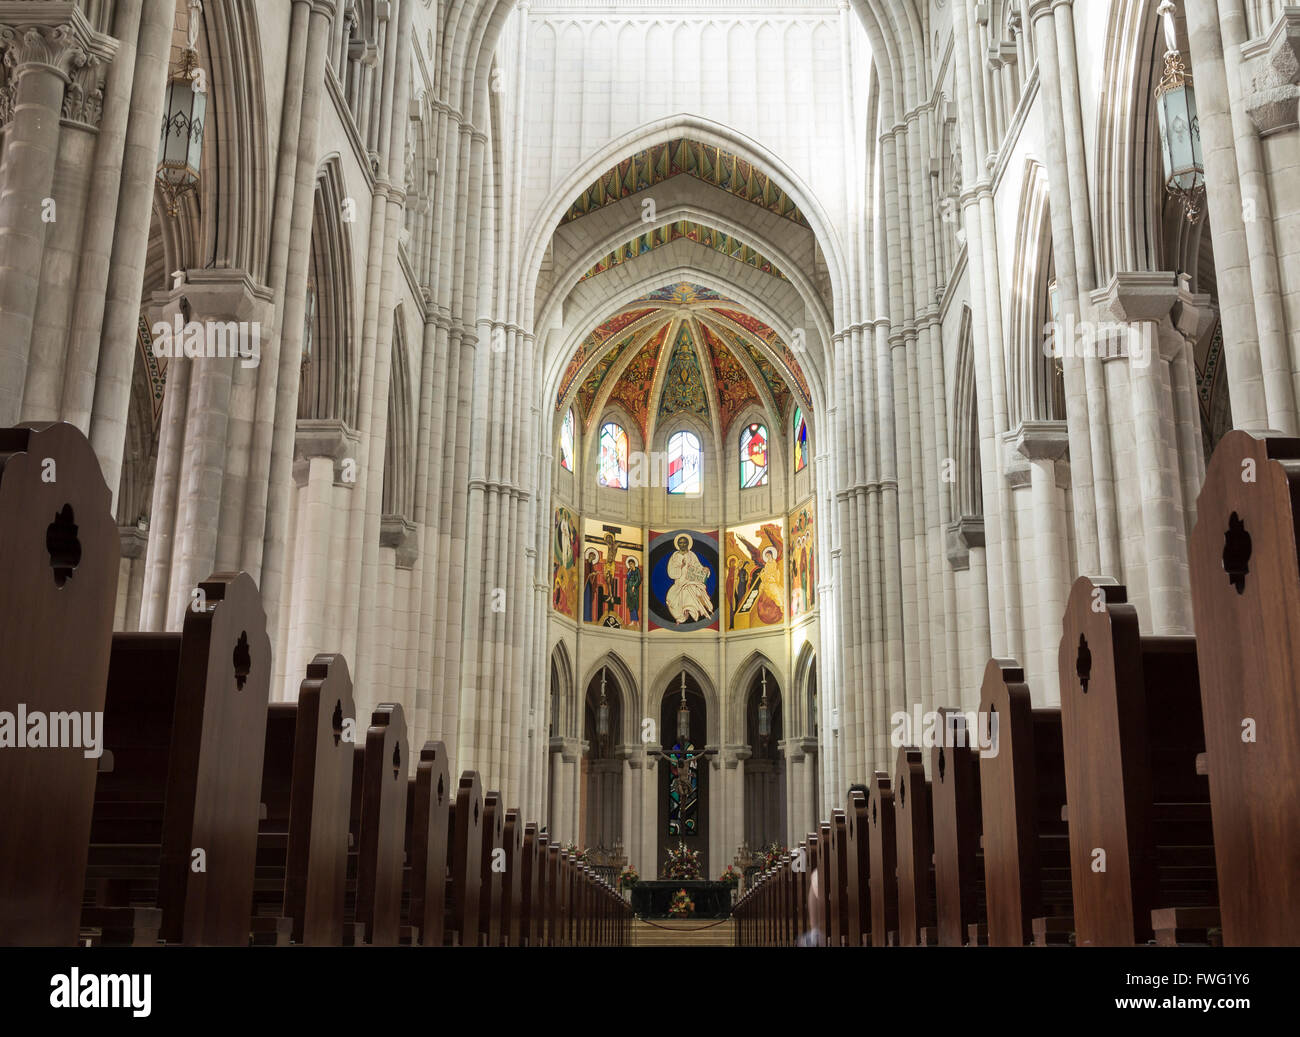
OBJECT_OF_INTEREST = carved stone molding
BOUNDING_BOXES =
[379,513,418,569]
[1242,9,1300,136]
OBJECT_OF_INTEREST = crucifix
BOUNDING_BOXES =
[647,671,716,810]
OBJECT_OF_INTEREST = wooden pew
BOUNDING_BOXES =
[978,658,1073,946]
[405,740,450,946]
[845,790,871,946]
[929,709,985,946]
[346,703,409,946]
[545,842,561,946]
[865,773,899,946]
[447,770,484,946]
[1058,577,1216,946]
[83,571,271,945]
[529,831,550,946]
[477,790,504,947]
[805,832,821,944]
[894,746,937,945]
[253,653,356,946]
[0,423,120,946]
[499,808,524,946]
[1188,430,1300,945]
[519,825,541,946]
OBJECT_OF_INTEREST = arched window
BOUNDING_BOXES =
[793,407,808,473]
[667,430,702,495]
[559,408,575,472]
[598,421,629,489]
[740,423,768,488]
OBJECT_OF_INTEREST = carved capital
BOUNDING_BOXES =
[0,23,86,79]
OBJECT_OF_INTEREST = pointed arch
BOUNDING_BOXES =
[578,651,640,744]
[298,157,359,426]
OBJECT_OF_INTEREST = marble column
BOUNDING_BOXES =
[0,5,93,425]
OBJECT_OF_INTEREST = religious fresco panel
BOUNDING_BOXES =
[647,529,720,632]
[582,518,643,630]
[725,520,785,631]
[789,500,817,620]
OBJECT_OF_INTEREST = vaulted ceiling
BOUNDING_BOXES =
[555,283,811,448]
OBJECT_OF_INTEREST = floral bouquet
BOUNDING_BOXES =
[563,843,590,866]
[663,841,701,880]
[618,865,640,890]
[718,864,740,888]
[668,888,695,918]
[759,842,789,872]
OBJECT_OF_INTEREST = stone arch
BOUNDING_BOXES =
[578,651,640,746]
[382,306,415,520]
[951,306,983,522]
[518,115,851,333]
[1006,160,1064,428]
[548,639,575,739]
[649,655,720,745]
[298,157,359,426]
[728,650,784,743]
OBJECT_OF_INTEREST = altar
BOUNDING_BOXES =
[630,880,733,920]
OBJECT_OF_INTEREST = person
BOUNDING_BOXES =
[798,864,824,946]
[665,533,714,623]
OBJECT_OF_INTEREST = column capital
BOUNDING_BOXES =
[945,516,986,570]
[1012,419,1071,463]
[1090,270,1182,324]
[0,3,103,80]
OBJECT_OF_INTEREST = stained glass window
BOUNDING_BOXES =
[667,743,699,836]
[598,421,628,489]
[559,408,575,472]
[740,423,768,488]
[794,407,808,473]
[667,430,701,495]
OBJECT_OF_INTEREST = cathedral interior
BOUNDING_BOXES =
[2,0,1299,962]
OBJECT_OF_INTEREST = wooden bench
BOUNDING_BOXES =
[845,789,871,946]
[477,790,504,946]
[0,423,120,946]
[447,770,484,945]
[499,807,524,946]
[929,709,985,946]
[1059,576,1216,946]
[404,740,450,946]
[346,703,409,946]
[253,653,356,946]
[865,773,899,947]
[1188,430,1300,945]
[978,658,1073,946]
[895,745,937,945]
[86,571,271,945]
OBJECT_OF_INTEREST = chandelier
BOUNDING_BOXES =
[1154,1,1205,223]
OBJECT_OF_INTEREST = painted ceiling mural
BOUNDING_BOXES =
[608,322,671,441]
[556,307,655,408]
[658,321,710,421]
[699,320,760,434]
[578,219,788,284]
[561,139,811,228]
[555,286,813,446]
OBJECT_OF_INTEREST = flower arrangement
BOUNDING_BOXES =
[758,842,789,872]
[663,841,701,880]
[718,864,740,888]
[668,888,695,918]
[618,865,639,890]
[563,843,590,866]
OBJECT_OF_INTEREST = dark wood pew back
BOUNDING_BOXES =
[895,746,936,945]
[1059,577,1212,946]
[1188,430,1300,945]
[866,772,898,946]
[88,571,271,945]
[930,709,985,946]
[405,739,450,946]
[978,658,1072,946]
[447,770,484,946]
[0,423,119,946]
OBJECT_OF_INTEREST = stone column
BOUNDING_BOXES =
[86,0,176,507]
[142,271,274,631]
[23,32,116,422]
[1012,421,1072,705]
[642,741,660,877]
[1093,272,1194,634]
[1185,0,1270,430]
[0,5,93,425]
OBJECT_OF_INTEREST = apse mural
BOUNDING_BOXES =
[725,521,785,631]
[582,519,643,630]
[648,529,720,632]
[789,500,817,620]
[552,506,580,619]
